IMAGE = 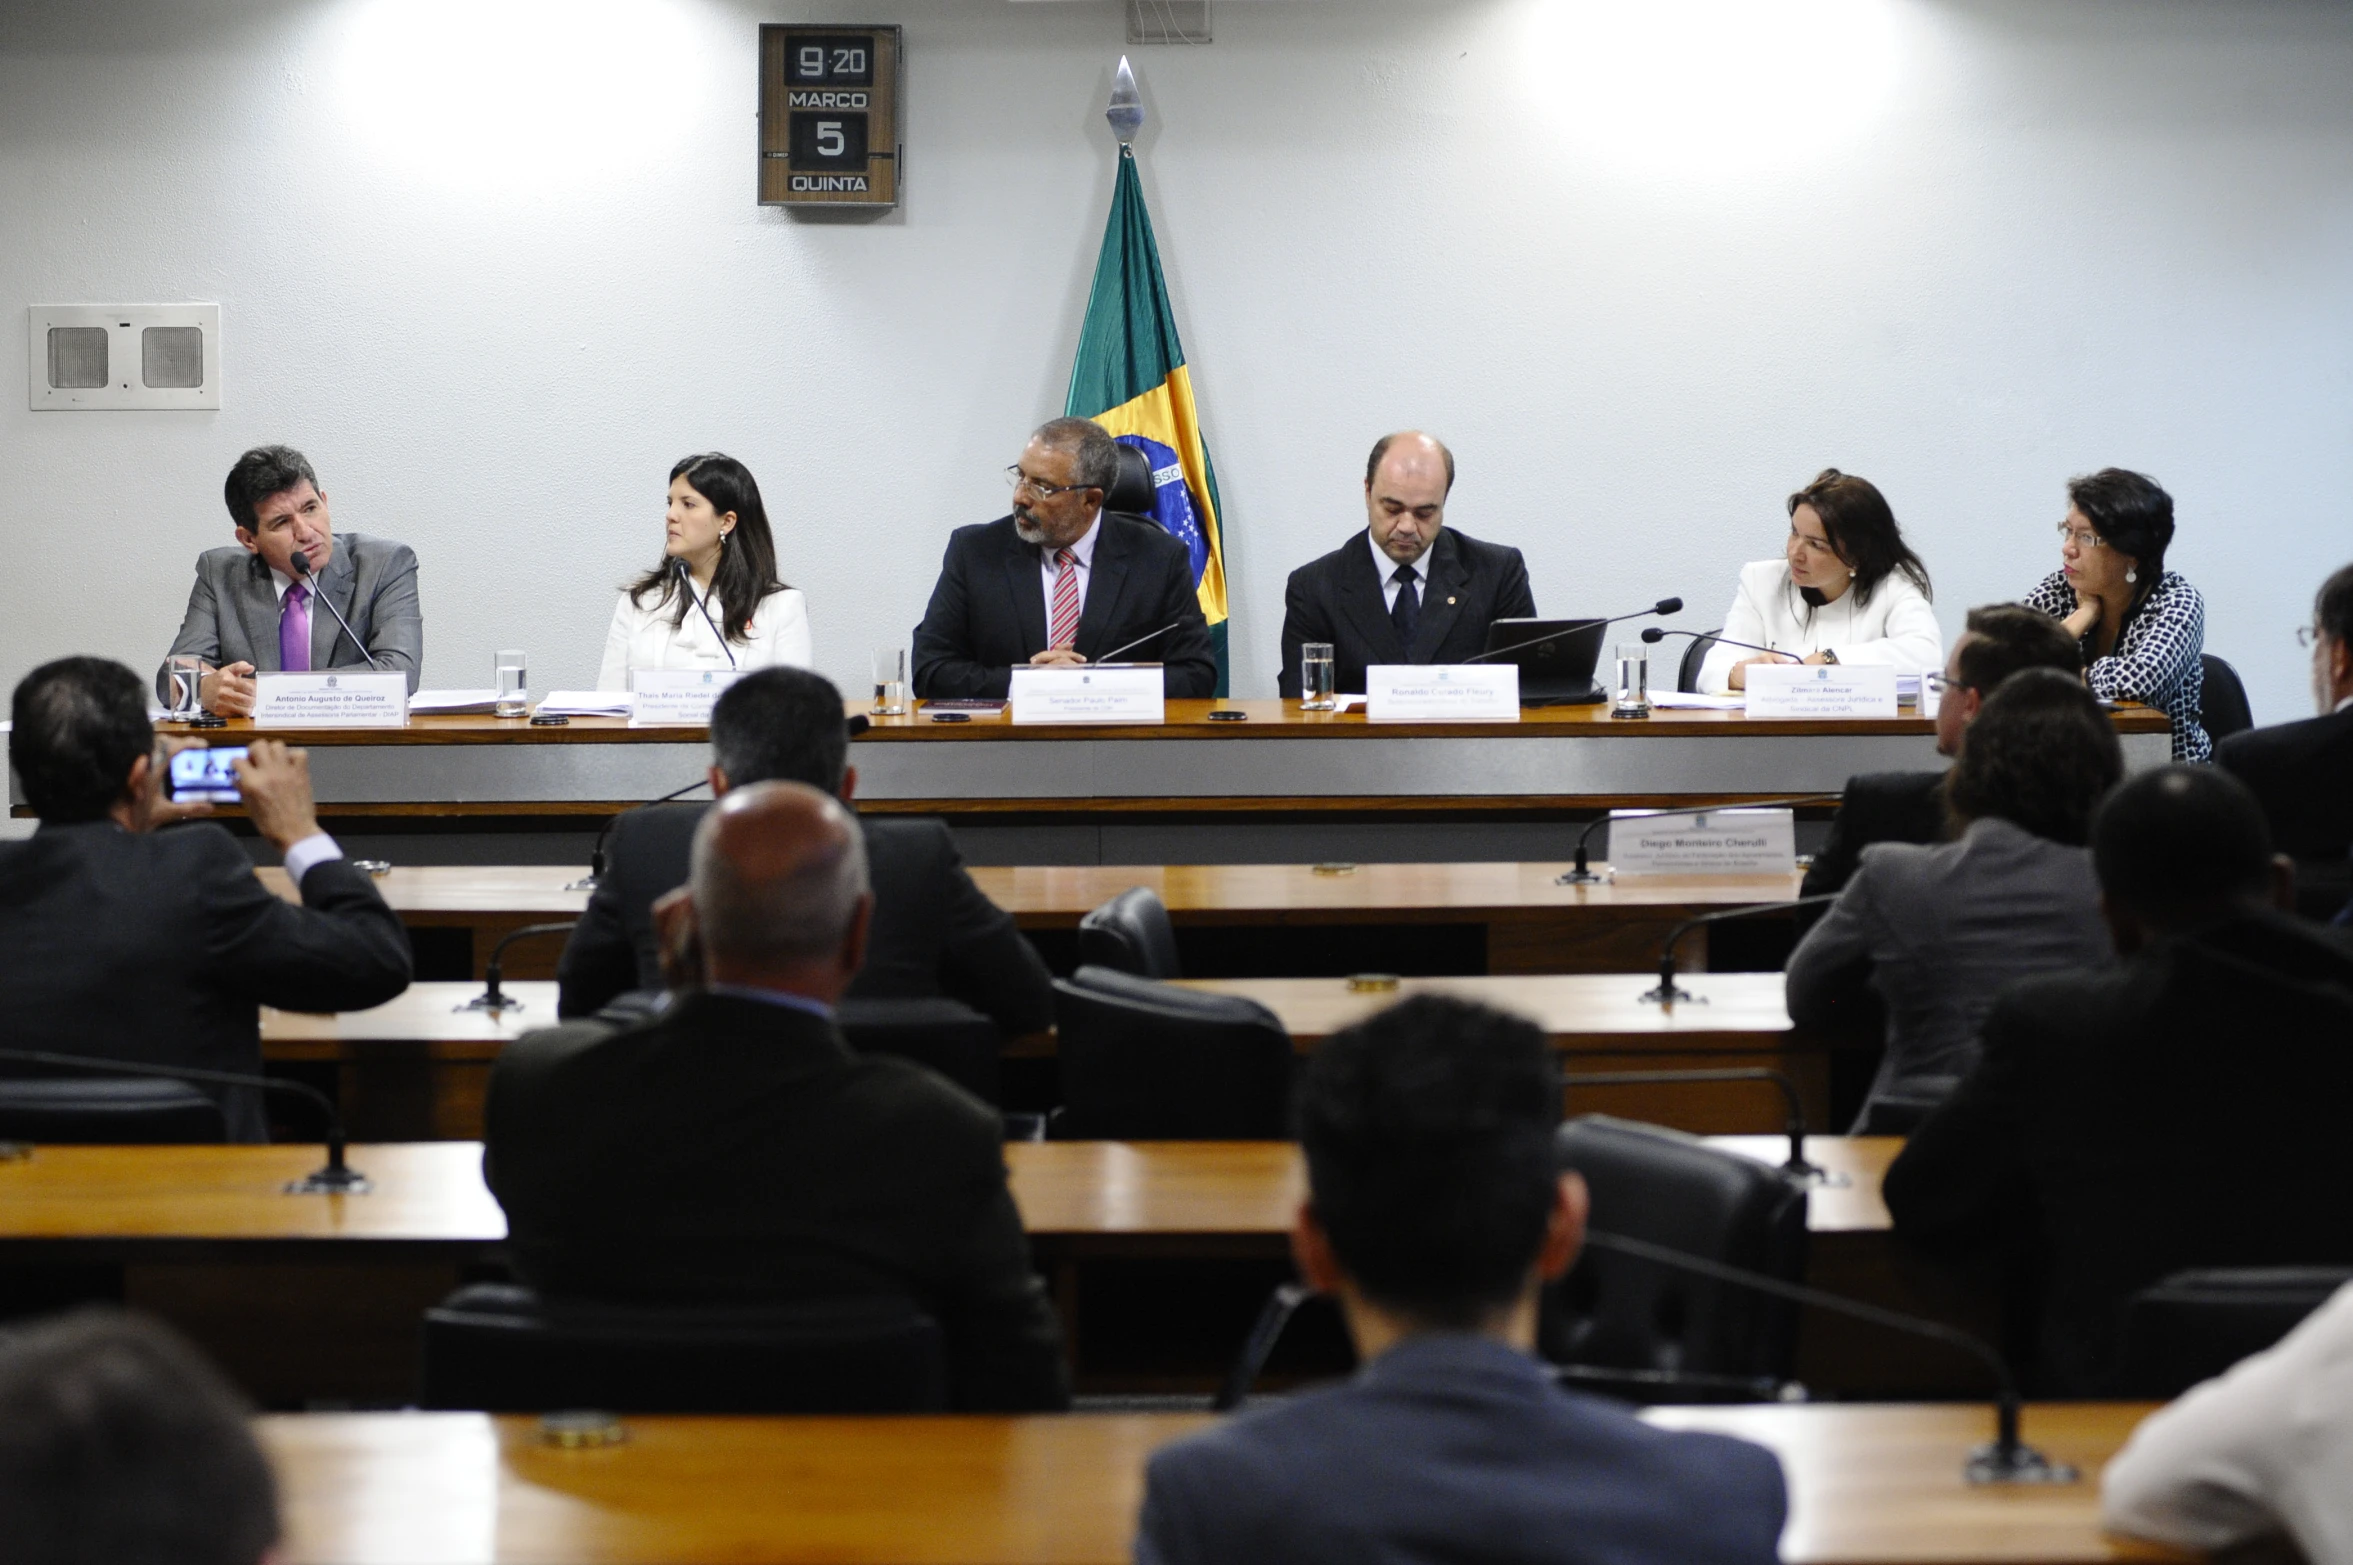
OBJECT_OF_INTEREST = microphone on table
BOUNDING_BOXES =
[1643,896,1838,1005]
[0,1046,367,1194]
[458,921,580,1015]
[1558,792,1845,885]
[286,552,383,671]
[674,558,738,669]
[1463,598,1686,666]
[1091,620,1184,664]
[569,776,714,892]
[1640,624,1792,667]
[1560,1066,1839,1187]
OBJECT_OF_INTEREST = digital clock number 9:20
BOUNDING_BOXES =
[799,45,866,78]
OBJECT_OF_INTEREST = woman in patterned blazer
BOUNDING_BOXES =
[2025,468,2209,761]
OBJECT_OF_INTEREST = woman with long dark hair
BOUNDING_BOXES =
[2023,467,2207,760]
[1697,469,1942,694]
[596,453,810,689]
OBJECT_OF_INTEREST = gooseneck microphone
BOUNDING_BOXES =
[1640,624,1787,664]
[569,776,714,891]
[1093,620,1183,664]
[675,558,738,669]
[0,1046,366,1194]
[1557,792,1845,884]
[1642,896,1839,1005]
[459,921,581,1015]
[286,552,383,671]
[1464,597,1686,666]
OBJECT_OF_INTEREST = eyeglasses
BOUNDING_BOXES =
[2298,625,2325,649]
[1922,671,1962,697]
[1005,465,1092,499]
[2056,522,2106,550]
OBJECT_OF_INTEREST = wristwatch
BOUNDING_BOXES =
[1819,648,1839,665]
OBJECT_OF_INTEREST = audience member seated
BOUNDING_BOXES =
[0,1309,280,1565]
[2219,561,2353,919]
[1134,995,1786,1565]
[2103,1277,2353,1565]
[489,781,1067,1412]
[0,658,411,1140]
[556,666,1052,1033]
[1884,766,2353,1395]
[1802,603,2083,899]
[1787,668,2121,1130]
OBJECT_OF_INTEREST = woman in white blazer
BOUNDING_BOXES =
[1696,468,1943,695]
[596,452,812,691]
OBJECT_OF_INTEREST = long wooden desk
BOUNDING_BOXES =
[260,1403,2187,1564]
[257,973,1830,1139]
[256,861,1807,978]
[74,701,2168,862]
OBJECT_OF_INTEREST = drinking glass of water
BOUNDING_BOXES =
[872,647,909,716]
[1300,642,1337,711]
[1611,641,1650,719]
[495,649,528,718]
[165,654,205,720]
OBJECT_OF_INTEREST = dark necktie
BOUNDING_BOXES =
[1390,563,1421,650]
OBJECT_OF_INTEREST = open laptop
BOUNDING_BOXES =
[1481,617,1607,706]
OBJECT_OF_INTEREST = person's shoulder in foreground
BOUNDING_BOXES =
[2103,1280,2353,1565]
[1133,992,1783,1565]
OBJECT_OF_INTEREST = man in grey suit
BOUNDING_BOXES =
[1134,995,1786,1565]
[159,445,422,715]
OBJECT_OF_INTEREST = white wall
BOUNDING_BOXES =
[3,0,2348,721]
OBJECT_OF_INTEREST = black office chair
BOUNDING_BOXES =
[1051,965,1291,1139]
[837,996,1002,1106]
[2112,1266,2353,1399]
[1075,886,1182,980]
[418,1283,949,1413]
[2199,654,2253,743]
[1678,631,1723,693]
[1541,1115,1809,1401]
[0,1078,226,1144]
[1104,440,1155,515]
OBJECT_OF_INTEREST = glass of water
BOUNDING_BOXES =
[165,654,205,720]
[495,649,528,717]
[1300,642,1337,710]
[872,647,909,716]
[1612,641,1651,718]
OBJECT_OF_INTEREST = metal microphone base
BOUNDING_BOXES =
[286,1168,373,1196]
[1965,1440,2079,1486]
[1640,981,1704,1005]
[564,875,599,892]
[1781,1161,1852,1190]
[1556,868,1607,886]
[457,993,524,1015]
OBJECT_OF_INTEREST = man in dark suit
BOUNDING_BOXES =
[1884,766,2353,1395]
[1275,431,1536,698]
[1134,994,1785,1563]
[911,417,1215,699]
[158,445,423,715]
[487,782,1068,1412]
[0,658,412,1140]
[1802,603,2083,898]
[2218,562,2353,920]
[555,667,1052,1032]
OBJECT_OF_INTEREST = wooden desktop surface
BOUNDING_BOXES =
[0,1137,1893,1249]
[261,1402,2186,1565]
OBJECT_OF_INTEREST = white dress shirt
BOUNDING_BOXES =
[2103,1281,2353,1565]
[1695,558,1944,696]
[1366,531,1427,612]
[596,582,812,691]
[1039,512,1103,637]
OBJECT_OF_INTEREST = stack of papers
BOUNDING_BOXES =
[1647,691,1746,710]
[534,691,633,718]
[408,689,501,715]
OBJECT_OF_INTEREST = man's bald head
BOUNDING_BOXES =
[1363,431,1456,568]
[689,780,870,974]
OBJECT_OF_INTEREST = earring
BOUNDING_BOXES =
[2126,567,2137,584]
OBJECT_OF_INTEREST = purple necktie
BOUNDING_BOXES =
[280,582,311,673]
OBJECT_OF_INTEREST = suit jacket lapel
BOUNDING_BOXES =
[234,554,284,674]
[1408,532,1472,662]
[999,520,1051,658]
[312,543,358,669]
[1338,533,1405,664]
[1074,514,1133,659]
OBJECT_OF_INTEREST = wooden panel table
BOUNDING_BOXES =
[59,702,2168,864]
[258,973,1831,1139]
[262,1403,2189,1564]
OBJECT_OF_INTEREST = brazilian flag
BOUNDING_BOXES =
[1066,146,1232,695]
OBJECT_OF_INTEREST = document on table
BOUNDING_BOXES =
[1646,691,1745,710]
[408,689,501,714]
[534,691,634,717]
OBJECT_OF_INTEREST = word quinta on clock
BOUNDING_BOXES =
[759,25,902,209]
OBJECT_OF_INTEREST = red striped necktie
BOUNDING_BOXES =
[1049,547,1080,649]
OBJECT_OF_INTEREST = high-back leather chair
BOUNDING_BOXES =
[1104,441,1154,515]
[1052,965,1291,1139]
[2113,1266,2353,1398]
[1678,631,1724,693]
[419,1284,949,1413]
[837,996,1002,1105]
[1543,1115,1808,1400]
[1076,886,1182,980]
[2199,654,2253,743]
[0,1078,226,1144]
